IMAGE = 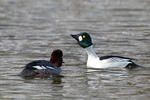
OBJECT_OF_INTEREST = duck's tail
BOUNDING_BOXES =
[125,62,142,69]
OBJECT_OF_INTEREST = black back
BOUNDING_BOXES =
[99,55,133,60]
[25,60,56,69]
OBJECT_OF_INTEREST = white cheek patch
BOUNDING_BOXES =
[79,36,83,41]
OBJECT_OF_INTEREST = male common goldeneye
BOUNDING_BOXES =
[20,49,63,77]
[71,32,140,69]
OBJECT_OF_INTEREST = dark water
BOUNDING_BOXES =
[0,0,150,100]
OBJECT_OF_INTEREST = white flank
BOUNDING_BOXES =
[85,45,131,68]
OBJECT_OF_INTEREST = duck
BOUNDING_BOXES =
[71,32,140,69]
[20,49,63,77]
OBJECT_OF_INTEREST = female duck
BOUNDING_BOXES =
[71,32,140,69]
[20,49,63,77]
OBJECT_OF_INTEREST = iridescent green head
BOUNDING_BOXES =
[71,32,93,48]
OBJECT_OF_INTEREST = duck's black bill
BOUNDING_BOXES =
[71,34,78,41]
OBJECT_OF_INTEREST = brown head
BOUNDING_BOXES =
[50,49,63,67]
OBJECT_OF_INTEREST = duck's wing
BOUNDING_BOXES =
[99,56,133,62]
[21,60,61,77]
[99,56,140,69]
[33,65,61,75]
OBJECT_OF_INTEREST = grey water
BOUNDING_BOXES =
[0,0,150,100]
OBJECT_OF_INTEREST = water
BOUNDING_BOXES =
[0,0,150,100]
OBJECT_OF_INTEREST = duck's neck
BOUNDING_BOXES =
[85,45,99,59]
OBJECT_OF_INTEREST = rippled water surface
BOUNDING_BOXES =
[0,0,150,100]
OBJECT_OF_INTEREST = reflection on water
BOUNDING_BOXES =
[0,0,150,100]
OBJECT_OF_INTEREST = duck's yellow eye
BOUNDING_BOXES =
[83,35,85,38]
